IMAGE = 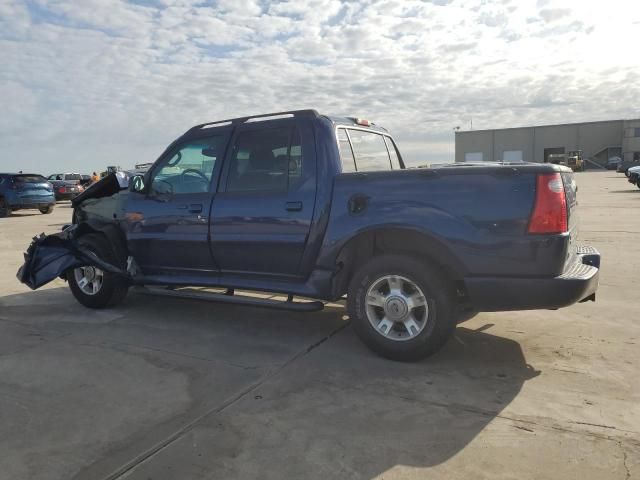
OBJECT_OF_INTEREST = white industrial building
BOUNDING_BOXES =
[455,118,640,168]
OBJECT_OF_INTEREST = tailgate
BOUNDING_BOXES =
[561,171,579,266]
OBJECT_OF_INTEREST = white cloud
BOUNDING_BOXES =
[0,0,639,174]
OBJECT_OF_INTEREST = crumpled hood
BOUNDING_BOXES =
[72,171,130,207]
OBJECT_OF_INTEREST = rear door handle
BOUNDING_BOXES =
[285,201,303,212]
[188,204,203,213]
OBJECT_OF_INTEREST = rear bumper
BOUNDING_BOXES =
[55,192,80,200]
[10,196,56,210]
[464,246,600,312]
[11,202,55,210]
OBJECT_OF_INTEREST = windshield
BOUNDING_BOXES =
[65,174,81,180]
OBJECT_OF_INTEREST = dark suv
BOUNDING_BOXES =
[0,173,55,217]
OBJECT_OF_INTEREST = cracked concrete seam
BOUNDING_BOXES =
[101,320,350,480]
[618,440,631,480]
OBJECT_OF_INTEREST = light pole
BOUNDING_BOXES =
[452,126,461,162]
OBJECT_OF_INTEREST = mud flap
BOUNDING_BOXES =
[16,227,127,290]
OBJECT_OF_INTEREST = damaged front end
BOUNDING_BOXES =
[16,172,132,290]
[17,226,128,290]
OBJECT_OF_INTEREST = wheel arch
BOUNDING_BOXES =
[330,226,467,299]
[74,221,128,268]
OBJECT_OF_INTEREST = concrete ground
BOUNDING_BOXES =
[0,171,638,480]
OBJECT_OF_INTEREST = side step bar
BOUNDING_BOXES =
[134,286,325,312]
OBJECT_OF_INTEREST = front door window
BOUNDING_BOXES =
[150,136,226,195]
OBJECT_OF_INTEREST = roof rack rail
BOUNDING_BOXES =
[188,109,320,133]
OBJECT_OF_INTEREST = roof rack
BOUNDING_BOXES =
[188,109,320,134]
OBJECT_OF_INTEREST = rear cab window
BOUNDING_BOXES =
[337,129,356,173]
[336,127,403,172]
[14,174,48,184]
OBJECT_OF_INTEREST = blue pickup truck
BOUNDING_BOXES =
[17,110,600,361]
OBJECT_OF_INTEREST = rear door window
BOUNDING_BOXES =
[348,129,392,171]
[226,126,303,192]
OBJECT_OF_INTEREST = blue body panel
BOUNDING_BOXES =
[317,168,570,278]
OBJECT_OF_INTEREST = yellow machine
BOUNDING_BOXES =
[567,151,584,171]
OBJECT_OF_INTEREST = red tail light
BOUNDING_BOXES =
[528,173,567,234]
[59,186,66,193]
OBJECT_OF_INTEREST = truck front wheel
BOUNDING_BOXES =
[347,255,456,361]
[0,198,10,218]
[68,234,128,308]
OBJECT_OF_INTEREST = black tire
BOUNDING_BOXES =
[68,234,128,308]
[39,205,54,214]
[0,197,10,218]
[347,254,456,362]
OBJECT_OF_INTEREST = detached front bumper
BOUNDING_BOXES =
[17,227,126,290]
[464,246,600,312]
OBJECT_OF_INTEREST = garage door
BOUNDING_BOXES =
[503,150,523,162]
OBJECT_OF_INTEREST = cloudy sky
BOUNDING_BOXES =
[1,0,639,173]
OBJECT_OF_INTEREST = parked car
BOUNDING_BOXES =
[627,165,640,188]
[0,173,55,217]
[546,153,567,165]
[47,173,85,200]
[17,110,601,361]
[606,156,622,170]
[49,173,82,182]
[617,159,640,176]
[79,175,93,188]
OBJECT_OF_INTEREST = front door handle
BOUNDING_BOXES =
[188,204,203,213]
[285,201,303,212]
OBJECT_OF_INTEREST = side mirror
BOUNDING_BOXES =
[129,175,145,193]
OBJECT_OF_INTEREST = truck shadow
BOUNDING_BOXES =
[220,318,542,478]
[0,287,538,478]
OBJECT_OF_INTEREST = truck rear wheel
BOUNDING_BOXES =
[68,234,128,308]
[347,254,456,361]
